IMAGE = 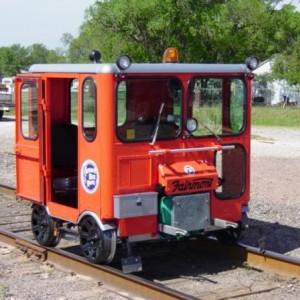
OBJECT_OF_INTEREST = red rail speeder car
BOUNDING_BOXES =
[15,48,258,271]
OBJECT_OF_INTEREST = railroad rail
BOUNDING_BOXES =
[197,238,300,279]
[0,182,16,198]
[0,182,300,299]
[0,227,197,300]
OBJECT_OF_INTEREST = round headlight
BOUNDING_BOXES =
[186,118,198,133]
[246,56,259,70]
[116,55,132,70]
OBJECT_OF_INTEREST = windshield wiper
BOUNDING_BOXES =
[150,102,165,146]
[201,123,222,142]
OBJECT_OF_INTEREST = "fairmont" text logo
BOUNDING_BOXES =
[172,178,213,193]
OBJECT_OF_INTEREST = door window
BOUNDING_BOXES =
[21,82,38,139]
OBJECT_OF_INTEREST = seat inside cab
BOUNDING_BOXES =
[49,78,78,208]
[52,123,78,195]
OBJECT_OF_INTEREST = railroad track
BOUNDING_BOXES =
[0,227,197,300]
[0,182,15,197]
[0,182,300,299]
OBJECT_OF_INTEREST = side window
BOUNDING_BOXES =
[230,79,245,133]
[70,79,78,125]
[82,78,96,141]
[117,81,126,127]
[21,82,38,139]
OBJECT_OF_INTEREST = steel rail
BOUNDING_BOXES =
[240,243,300,278]
[0,227,198,300]
[195,238,300,279]
[0,182,16,198]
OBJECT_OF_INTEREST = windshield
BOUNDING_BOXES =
[117,77,182,142]
[189,78,246,137]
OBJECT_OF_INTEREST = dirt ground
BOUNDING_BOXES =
[246,127,300,258]
[251,126,300,207]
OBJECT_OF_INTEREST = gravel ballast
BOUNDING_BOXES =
[0,116,299,299]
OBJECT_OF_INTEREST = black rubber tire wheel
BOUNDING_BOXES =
[0,111,3,120]
[31,205,61,247]
[79,216,116,264]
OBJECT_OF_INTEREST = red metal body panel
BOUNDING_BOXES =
[118,216,157,237]
[15,61,253,238]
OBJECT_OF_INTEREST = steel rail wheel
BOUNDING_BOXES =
[31,205,61,247]
[215,213,248,244]
[215,228,244,244]
[79,216,116,264]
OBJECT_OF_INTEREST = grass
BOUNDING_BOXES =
[0,284,9,298]
[252,106,300,128]
[5,104,300,128]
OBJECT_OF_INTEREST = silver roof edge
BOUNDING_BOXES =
[28,63,250,74]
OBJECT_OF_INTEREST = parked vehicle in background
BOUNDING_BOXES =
[0,77,15,119]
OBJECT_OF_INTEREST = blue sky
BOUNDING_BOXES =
[0,0,299,50]
[0,0,95,49]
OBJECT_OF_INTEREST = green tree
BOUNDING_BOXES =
[271,4,300,85]
[0,44,28,76]
[72,0,229,62]
[46,48,66,63]
[69,0,300,66]
[0,43,66,76]
[27,43,50,65]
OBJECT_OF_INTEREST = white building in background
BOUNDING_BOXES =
[253,58,299,106]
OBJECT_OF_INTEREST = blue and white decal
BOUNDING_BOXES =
[81,159,99,194]
[184,165,195,175]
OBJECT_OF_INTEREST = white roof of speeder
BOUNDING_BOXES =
[28,62,251,75]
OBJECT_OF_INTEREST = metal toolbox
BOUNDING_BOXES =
[114,192,158,218]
